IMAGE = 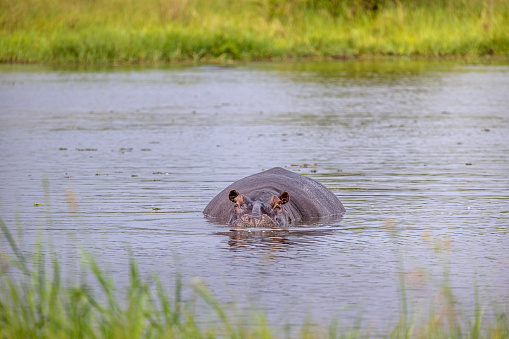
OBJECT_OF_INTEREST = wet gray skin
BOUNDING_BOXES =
[204,167,346,228]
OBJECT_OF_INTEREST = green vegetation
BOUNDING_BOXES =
[1,217,508,338]
[1,0,508,64]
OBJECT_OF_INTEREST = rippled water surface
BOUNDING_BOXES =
[1,61,508,329]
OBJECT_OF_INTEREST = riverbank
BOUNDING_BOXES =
[1,0,508,64]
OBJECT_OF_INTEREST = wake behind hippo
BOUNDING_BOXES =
[203,167,345,228]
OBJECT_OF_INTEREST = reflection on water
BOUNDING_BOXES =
[216,227,339,250]
[1,60,508,329]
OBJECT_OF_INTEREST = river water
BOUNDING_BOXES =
[1,61,508,331]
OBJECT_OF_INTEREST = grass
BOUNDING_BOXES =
[1,216,508,338]
[0,0,508,64]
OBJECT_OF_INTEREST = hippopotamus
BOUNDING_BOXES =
[203,167,345,228]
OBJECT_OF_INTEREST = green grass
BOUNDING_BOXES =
[0,0,508,64]
[1,217,508,338]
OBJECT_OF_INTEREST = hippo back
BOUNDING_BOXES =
[203,167,345,222]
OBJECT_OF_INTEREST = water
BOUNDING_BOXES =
[1,61,508,330]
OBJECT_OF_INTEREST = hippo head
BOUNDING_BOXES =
[227,190,291,228]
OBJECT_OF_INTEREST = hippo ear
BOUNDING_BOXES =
[228,190,239,202]
[279,191,289,204]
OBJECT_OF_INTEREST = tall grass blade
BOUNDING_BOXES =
[193,277,238,339]
[0,218,29,274]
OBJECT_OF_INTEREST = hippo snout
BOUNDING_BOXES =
[227,190,290,228]
[232,214,274,228]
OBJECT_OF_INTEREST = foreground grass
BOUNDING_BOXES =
[1,218,508,338]
[0,0,508,64]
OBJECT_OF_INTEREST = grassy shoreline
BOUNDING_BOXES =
[1,0,508,65]
[1,217,508,338]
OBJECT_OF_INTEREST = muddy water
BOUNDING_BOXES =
[1,61,508,330]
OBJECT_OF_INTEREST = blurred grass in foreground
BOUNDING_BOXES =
[1,217,508,338]
[0,0,508,64]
